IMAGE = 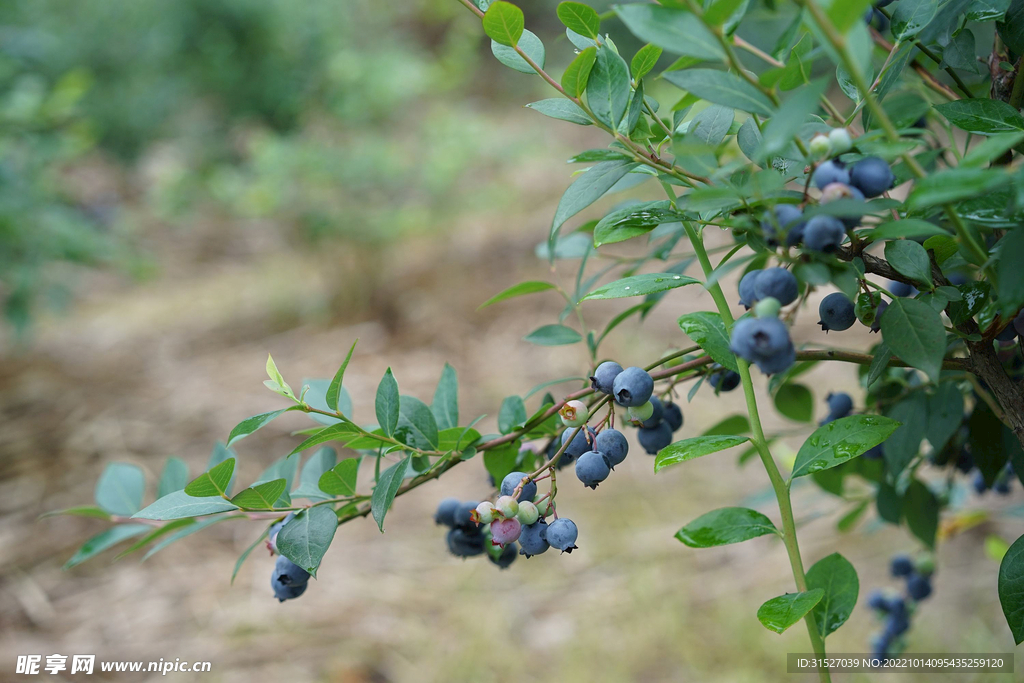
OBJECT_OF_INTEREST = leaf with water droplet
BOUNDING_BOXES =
[581,273,700,302]
[790,415,901,480]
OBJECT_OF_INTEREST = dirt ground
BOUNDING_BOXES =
[0,111,1020,683]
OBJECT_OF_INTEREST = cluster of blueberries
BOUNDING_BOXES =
[588,361,683,455]
[267,513,312,602]
[972,463,1016,496]
[730,301,797,375]
[866,554,934,660]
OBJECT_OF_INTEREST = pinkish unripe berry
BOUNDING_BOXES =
[490,517,522,547]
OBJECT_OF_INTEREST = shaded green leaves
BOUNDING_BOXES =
[757,590,825,634]
[184,458,235,498]
[884,241,932,288]
[524,324,583,346]
[774,383,813,422]
[884,393,927,476]
[663,69,774,116]
[806,553,859,638]
[551,161,638,240]
[587,46,632,129]
[997,228,1024,316]
[431,363,459,431]
[133,491,238,520]
[903,479,939,549]
[557,1,600,38]
[95,463,145,517]
[999,533,1024,644]
[791,415,901,479]
[479,281,557,309]
[371,457,410,531]
[655,435,750,472]
[631,44,662,81]
[277,506,338,576]
[376,368,400,437]
[891,0,939,40]
[396,395,439,450]
[879,298,946,382]
[526,98,593,125]
[327,339,358,412]
[675,507,778,547]
[482,1,524,46]
[906,168,1012,209]
[561,46,597,97]
[582,272,700,301]
[499,395,527,434]
[677,311,737,372]
[935,99,1024,135]
[615,4,724,61]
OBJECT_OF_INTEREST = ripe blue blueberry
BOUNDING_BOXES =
[889,281,917,297]
[906,573,932,601]
[972,470,988,494]
[882,612,910,639]
[575,450,611,488]
[453,500,481,530]
[612,366,655,407]
[489,542,518,569]
[662,402,684,431]
[761,205,806,247]
[435,498,460,527]
[812,159,849,189]
[870,632,891,659]
[849,156,895,198]
[501,471,537,502]
[871,299,888,333]
[561,425,597,460]
[756,343,796,375]
[996,324,1018,342]
[590,361,624,394]
[738,269,762,308]
[640,396,664,428]
[272,580,308,602]
[1014,309,1024,337]
[729,317,796,375]
[638,422,673,455]
[867,590,889,611]
[595,428,629,467]
[955,447,974,473]
[803,215,846,253]
[546,518,578,553]
[447,527,485,557]
[826,392,853,418]
[518,520,549,557]
[890,554,914,577]
[710,369,741,392]
[272,554,310,591]
[818,293,856,331]
[753,267,799,306]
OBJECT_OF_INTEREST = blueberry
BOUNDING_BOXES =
[662,402,684,431]
[826,392,854,417]
[818,293,856,331]
[868,590,889,611]
[268,512,297,553]
[803,215,846,253]
[561,425,597,460]
[906,573,932,601]
[489,517,522,547]
[453,501,481,530]
[638,422,674,455]
[272,555,311,590]
[575,450,611,488]
[546,518,578,553]
[272,580,308,602]
[883,612,910,639]
[709,369,741,392]
[447,527,485,557]
[434,498,460,527]
[753,267,799,306]
[870,632,891,659]
[849,156,895,198]
[738,269,762,308]
[501,471,537,503]
[890,554,914,577]
[996,324,1018,342]
[590,361,624,394]
[761,205,806,247]
[519,520,549,557]
[612,366,655,407]
[972,470,988,494]
[755,343,796,375]
[871,299,889,333]
[812,159,849,189]
[489,542,518,569]
[889,281,917,297]
[886,596,907,617]
[820,182,865,229]
[995,476,1012,495]
[1014,309,1024,337]
[640,396,664,429]
[955,448,974,473]
[595,428,629,467]
[729,317,796,375]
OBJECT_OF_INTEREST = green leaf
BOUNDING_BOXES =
[828,0,874,33]
[757,590,825,634]
[561,46,598,97]
[227,407,299,447]
[999,533,1024,644]
[376,368,400,437]
[479,281,557,309]
[906,167,1012,209]
[277,506,338,577]
[482,0,524,47]
[703,415,750,436]
[286,422,362,457]
[431,363,459,432]
[631,44,663,81]
[582,272,700,301]
[40,506,112,521]
[484,440,521,484]
[230,479,287,510]
[94,463,145,517]
[143,517,237,561]
[587,46,632,129]
[303,378,349,426]
[396,395,440,450]
[498,395,527,434]
[806,552,859,638]
[614,4,725,61]
[997,228,1024,315]
[183,458,235,498]
[116,518,195,559]
[371,457,410,532]
[925,382,964,453]
[594,200,686,247]
[884,394,927,477]
[879,298,947,382]
[967,0,1011,21]
[774,383,813,422]
[757,79,828,159]
[935,99,1024,135]
[265,354,295,400]
[663,69,774,116]
[884,240,933,288]
[903,478,939,549]
[891,0,939,40]
[326,339,358,413]
[526,98,593,125]
[866,343,892,385]
[491,29,545,74]
[133,490,238,520]
[157,457,188,498]
[865,219,950,241]
[64,524,151,569]
[677,311,738,372]
[791,415,901,479]
[291,447,338,500]
[318,457,360,496]
[551,160,638,240]
[438,427,482,451]
[557,1,600,38]
[675,507,778,547]
[655,435,750,472]
[524,324,583,346]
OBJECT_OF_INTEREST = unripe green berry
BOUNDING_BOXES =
[828,127,852,153]
[914,555,935,576]
[516,500,540,525]
[495,495,519,518]
[809,134,832,159]
[754,296,781,319]
[475,501,496,524]
[534,495,554,518]
[627,400,655,425]
[559,400,589,427]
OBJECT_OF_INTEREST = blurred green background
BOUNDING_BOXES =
[0,1,1018,681]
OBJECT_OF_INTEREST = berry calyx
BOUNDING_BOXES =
[560,399,589,427]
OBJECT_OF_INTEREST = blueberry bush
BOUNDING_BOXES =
[49,0,1024,677]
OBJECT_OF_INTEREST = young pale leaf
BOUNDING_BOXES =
[587,46,632,129]
[790,415,901,479]
[265,354,295,400]
[376,368,400,437]
[631,44,662,81]
[277,506,338,576]
[556,1,600,38]
[227,407,300,447]
[677,311,738,372]
[482,1,524,47]
[582,272,700,301]
[63,524,152,570]
[326,339,358,413]
[491,29,545,74]
[655,435,750,472]
[757,590,825,634]
[551,160,638,240]
[883,240,933,288]
[879,298,946,382]
[318,458,360,496]
[396,395,440,450]
[934,99,1024,135]
[524,324,583,346]
[371,457,410,532]
[561,46,597,97]
[230,479,287,510]
[526,98,593,125]
[891,0,939,40]
[184,458,236,498]
[479,281,557,309]
[675,507,778,547]
[133,490,238,520]
[431,363,459,431]
[94,463,146,517]
[614,4,724,61]
[663,69,774,116]
[999,533,1024,644]
[806,552,859,638]
[498,395,527,434]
